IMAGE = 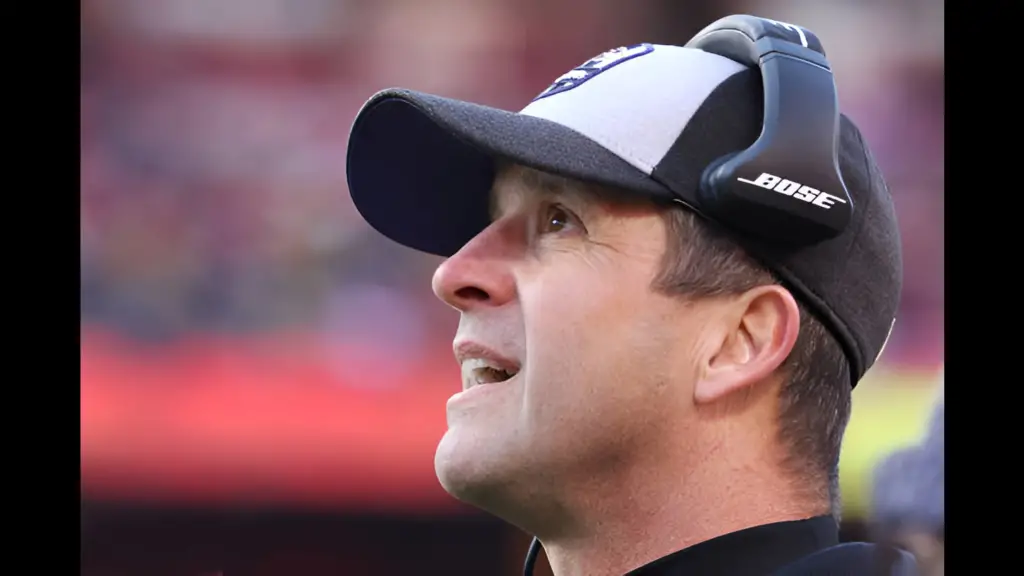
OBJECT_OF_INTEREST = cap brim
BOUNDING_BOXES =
[346,88,674,257]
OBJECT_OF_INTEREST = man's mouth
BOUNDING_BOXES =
[461,358,521,389]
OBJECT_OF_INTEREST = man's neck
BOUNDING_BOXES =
[535,441,824,576]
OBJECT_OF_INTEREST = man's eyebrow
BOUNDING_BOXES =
[490,169,582,215]
[490,167,655,224]
[529,171,574,197]
[525,168,634,206]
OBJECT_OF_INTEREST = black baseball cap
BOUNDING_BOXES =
[345,43,902,386]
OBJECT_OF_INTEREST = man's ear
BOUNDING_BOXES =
[694,285,801,404]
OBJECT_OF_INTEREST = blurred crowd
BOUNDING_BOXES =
[80,0,943,370]
[871,371,944,574]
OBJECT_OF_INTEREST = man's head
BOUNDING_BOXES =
[430,162,849,528]
[345,21,901,539]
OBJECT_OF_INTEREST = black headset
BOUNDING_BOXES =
[686,14,852,246]
[522,14,848,575]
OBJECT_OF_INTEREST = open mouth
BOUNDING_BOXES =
[462,359,521,388]
[477,366,519,384]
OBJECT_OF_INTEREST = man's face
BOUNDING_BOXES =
[431,165,721,519]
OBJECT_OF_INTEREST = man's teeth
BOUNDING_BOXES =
[462,358,519,385]
[478,367,512,383]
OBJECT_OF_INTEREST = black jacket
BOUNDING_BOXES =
[626,516,918,576]
[526,516,918,575]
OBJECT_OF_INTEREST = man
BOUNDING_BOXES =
[345,14,917,576]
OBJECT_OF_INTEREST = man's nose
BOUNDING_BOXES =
[432,223,518,312]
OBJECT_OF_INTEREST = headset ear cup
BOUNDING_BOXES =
[699,152,740,206]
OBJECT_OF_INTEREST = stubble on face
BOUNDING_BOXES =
[433,166,709,531]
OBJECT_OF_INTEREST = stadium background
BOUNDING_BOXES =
[79,0,943,574]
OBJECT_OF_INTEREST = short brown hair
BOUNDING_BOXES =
[652,208,852,520]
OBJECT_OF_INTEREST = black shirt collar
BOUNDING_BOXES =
[625,515,839,576]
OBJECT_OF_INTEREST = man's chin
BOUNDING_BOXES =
[434,431,516,506]
[434,437,566,537]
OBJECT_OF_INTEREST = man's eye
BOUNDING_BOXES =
[537,204,581,235]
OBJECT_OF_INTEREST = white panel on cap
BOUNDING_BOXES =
[519,46,747,175]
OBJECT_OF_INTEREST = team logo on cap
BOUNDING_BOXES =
[533,43,655,101]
